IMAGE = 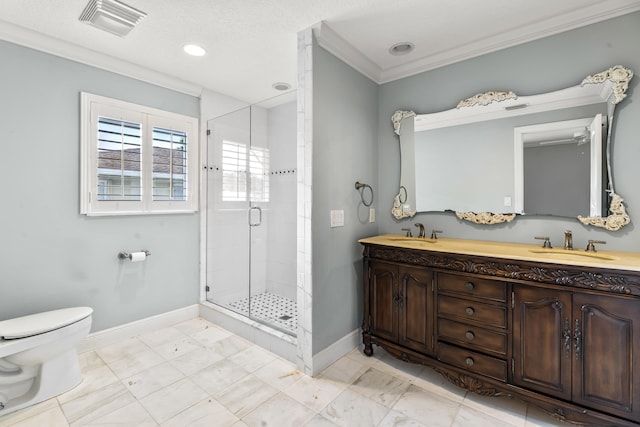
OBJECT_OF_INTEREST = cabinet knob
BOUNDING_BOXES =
[465,331,475,340]
[465,357,474,366]
[465,307,475,316]
[465,282,475,290]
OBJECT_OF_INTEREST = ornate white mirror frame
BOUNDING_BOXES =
[392,65,633,231]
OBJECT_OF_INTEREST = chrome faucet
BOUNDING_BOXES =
[564,230,573,250]
[415,223,426,238]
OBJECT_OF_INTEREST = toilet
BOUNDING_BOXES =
[0,307,93,415]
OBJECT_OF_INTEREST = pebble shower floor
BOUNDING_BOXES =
[227,292,297,334]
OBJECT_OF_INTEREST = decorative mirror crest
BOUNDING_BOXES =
[456,90,517,109]
[391,65,633,229]
[455,211,516,225]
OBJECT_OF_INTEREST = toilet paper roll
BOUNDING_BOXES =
[130,251,146,262]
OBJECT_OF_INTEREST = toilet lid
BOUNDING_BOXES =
[0,307,93,339]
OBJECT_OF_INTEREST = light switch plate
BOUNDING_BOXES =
[369,208,375,223]
[330,210,344,227]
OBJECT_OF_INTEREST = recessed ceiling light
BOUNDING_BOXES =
[272,82,291,91]
[183,44,206,57]
[389,42,415,56]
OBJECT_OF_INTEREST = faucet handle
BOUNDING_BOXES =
[414,223,425,238]
[401,228,413,237]
[431,230,443,239]
[585,240,606,252]
[535,236,552,248]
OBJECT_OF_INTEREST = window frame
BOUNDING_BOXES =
[80,92,199,216]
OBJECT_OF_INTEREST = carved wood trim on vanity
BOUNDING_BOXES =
[364,244,640,296]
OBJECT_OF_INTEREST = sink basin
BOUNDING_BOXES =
[528,248,616,261]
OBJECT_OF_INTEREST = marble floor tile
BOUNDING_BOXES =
[161,398,239,427]
[152,336,203,361]
[453,404,521,427]
[138,377,208,424]
[169,346,225,376]
[122,361,186,399]
[206,335,253,358]
[138,326,188,348]
[349,366,411,408]
[57,364,121,405]
[172,317,216,336]
[304,414,340,426]
[241,393,316,427]
[319,388,389,427]
[106,346,166,379]
[378,409,429,427]
[213,374,279,418]
[462,392,527,427]
[252,357,304,391]
[0,316,568,427]
[411,366,467,403]
[226,344,277,372]
[95,337,151,364]
[1,404,69,427]
[282,373,347,412]
[189,358,251,395]
[318,355,369,386]
[60,381,135,425]
[390,384,461,427]
[80,401,157,426]
[189,324,233,347]
[0,399,60,426]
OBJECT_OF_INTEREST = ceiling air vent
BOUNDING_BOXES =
[79,0,146,37]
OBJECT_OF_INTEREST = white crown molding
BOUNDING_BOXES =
[0,19,202,97]
[312,21,381,83]
[317,1,640,85]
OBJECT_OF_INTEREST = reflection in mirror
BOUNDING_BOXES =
[392,65,633,231]
[515,115,605,218]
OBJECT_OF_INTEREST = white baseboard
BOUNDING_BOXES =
[311,329,360,376]
[78,304,200,353]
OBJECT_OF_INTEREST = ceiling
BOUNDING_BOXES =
[1,0,639,104]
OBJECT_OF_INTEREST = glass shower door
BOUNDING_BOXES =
[205,107,252,317]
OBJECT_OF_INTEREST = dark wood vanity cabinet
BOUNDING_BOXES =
[367,260,434,356]
[513,285,640,421]
[361,242,640,426]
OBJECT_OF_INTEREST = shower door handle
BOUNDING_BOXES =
[249,206,262,226]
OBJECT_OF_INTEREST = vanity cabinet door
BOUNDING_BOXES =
[369,260,398,343]
[512,285,572,401]
[399,266,434,355]
[572,294,640,422]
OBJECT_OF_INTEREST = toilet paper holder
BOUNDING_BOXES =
[118,249,151,260]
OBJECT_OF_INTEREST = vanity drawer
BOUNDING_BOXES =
[438,318,507,356]
[437,342,507,382]
[438,295,506,329]
[438,273,506,302]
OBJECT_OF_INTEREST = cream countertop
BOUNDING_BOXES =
[359,234,640,273]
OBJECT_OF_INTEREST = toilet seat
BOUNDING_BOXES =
[0,307,93,340]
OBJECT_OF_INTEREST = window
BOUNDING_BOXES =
[81,93,198,215]
[221,140,269,203]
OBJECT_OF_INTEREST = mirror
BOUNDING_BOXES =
[392,65,633,231]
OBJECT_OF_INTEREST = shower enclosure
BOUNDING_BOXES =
[205,93,297,336]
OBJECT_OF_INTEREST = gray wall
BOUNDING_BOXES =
[0,40,201,331]
[312,44,379,353]
[377,12,640,251]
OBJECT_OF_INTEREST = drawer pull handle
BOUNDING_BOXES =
[465,307,475,316]
[465,331,475,340]
[465,282,475,290]
[465,357,474,366]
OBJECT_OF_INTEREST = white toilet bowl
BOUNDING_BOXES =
[0,307,93,415]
